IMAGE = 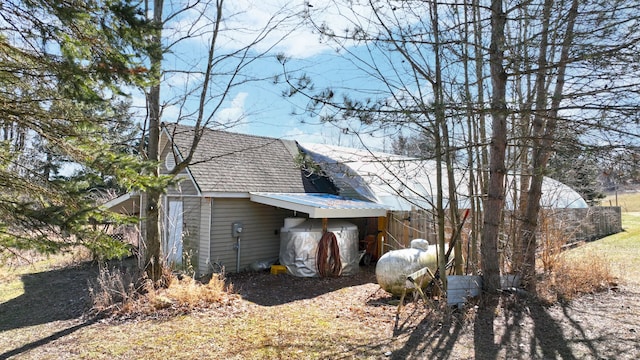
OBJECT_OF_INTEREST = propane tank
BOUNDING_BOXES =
[375,239,445,296]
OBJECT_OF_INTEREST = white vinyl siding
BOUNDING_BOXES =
[161,195,201,271]
[167,175,198,196]
[181,195,201,268]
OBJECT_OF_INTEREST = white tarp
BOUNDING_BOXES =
[299,143,588,210]
[279,219,360,277]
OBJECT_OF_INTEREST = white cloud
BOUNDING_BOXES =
[161,104,182,123]
[164,71,203,91]
[218,1,330,58]
[137,0,424,145]
[163,1,398,60]
[215,92,249,128]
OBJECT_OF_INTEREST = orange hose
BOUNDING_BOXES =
[316,231,342,277]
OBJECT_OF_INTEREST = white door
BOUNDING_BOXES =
[165,200,183,265]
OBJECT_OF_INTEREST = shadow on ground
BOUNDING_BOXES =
[377,287,640,360]
[0,262,97,332]
[390,304,467,360]
[226,264,378,306]
[0,261,103,359]
[3,257,638,359]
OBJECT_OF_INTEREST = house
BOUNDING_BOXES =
[105,124,389,276]
[105,123,596,276]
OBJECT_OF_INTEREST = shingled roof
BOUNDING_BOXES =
[164,124,311,193]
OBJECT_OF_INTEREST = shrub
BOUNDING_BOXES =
[89,262,237,319]
[538,251,615,303]
[161,272,230,309]
[88,262,143,314]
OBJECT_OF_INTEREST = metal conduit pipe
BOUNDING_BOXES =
[234,236,241,272]
[231,222,244,273]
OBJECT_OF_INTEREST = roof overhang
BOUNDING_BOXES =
[102,193,141,215]
[200,192,250,198]
[250,192,389,218]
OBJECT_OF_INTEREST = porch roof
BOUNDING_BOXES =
[250,192,389,218]
[102,193,141,215]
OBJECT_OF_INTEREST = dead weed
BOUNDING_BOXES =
[88,264,240,321]
[539,251,616,303]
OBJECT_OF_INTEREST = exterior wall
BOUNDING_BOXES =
[159,171,200,272]
[167,175,199,196]
[138,194,147,263]
[198,198,212,276]
[160,131,200,196]
[180,195,201,268]
[209,198,295,273]
[160,194,201,271]
[155,131,203,272]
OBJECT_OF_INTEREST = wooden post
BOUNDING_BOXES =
[322,218,328,233]
[377,215,387,258]
[402,218,409,248]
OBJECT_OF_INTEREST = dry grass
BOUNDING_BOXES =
[149,272,238,311]
[536,192,640,302]
[535,209,610,303]
[2,247,640,359]
[539,251,615,303]
[565,212,640,285]
[89,263,239,319]
[2,197,640,359]
[538,210,570,274]
[603,191,640,212]
[88,263,142,315]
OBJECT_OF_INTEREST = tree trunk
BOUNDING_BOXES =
[144,83,162,281]
[470,0,487,275]
[482,0,508,294]
[519,0,579,293]
[144,0,164,282]
[517,0,553,293]
[144,188,163,281]
[428,0,449,291]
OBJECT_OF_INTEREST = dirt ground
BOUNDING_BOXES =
[227,265,640,359]
[1,261,639,359]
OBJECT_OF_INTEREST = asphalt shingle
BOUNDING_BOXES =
[164,123,308,193]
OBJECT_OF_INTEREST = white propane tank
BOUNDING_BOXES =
[375,239,445,296]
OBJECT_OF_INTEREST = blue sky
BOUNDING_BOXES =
[129,1,638,154]
[127,0,409,152]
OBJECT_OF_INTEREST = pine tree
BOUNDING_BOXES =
[0,0,156,258]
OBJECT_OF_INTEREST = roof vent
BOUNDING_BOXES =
[165,153,176,172]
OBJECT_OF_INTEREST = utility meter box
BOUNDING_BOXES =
[232,222,244,237]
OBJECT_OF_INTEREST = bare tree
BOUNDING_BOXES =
[481,0,508,294]
[143,0,165,284]
[140,0,301,281]
[282,0,481,290]
[285,0,640,296]
[503,0,640,292]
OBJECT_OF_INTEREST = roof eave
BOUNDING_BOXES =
[250,192,389,218]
